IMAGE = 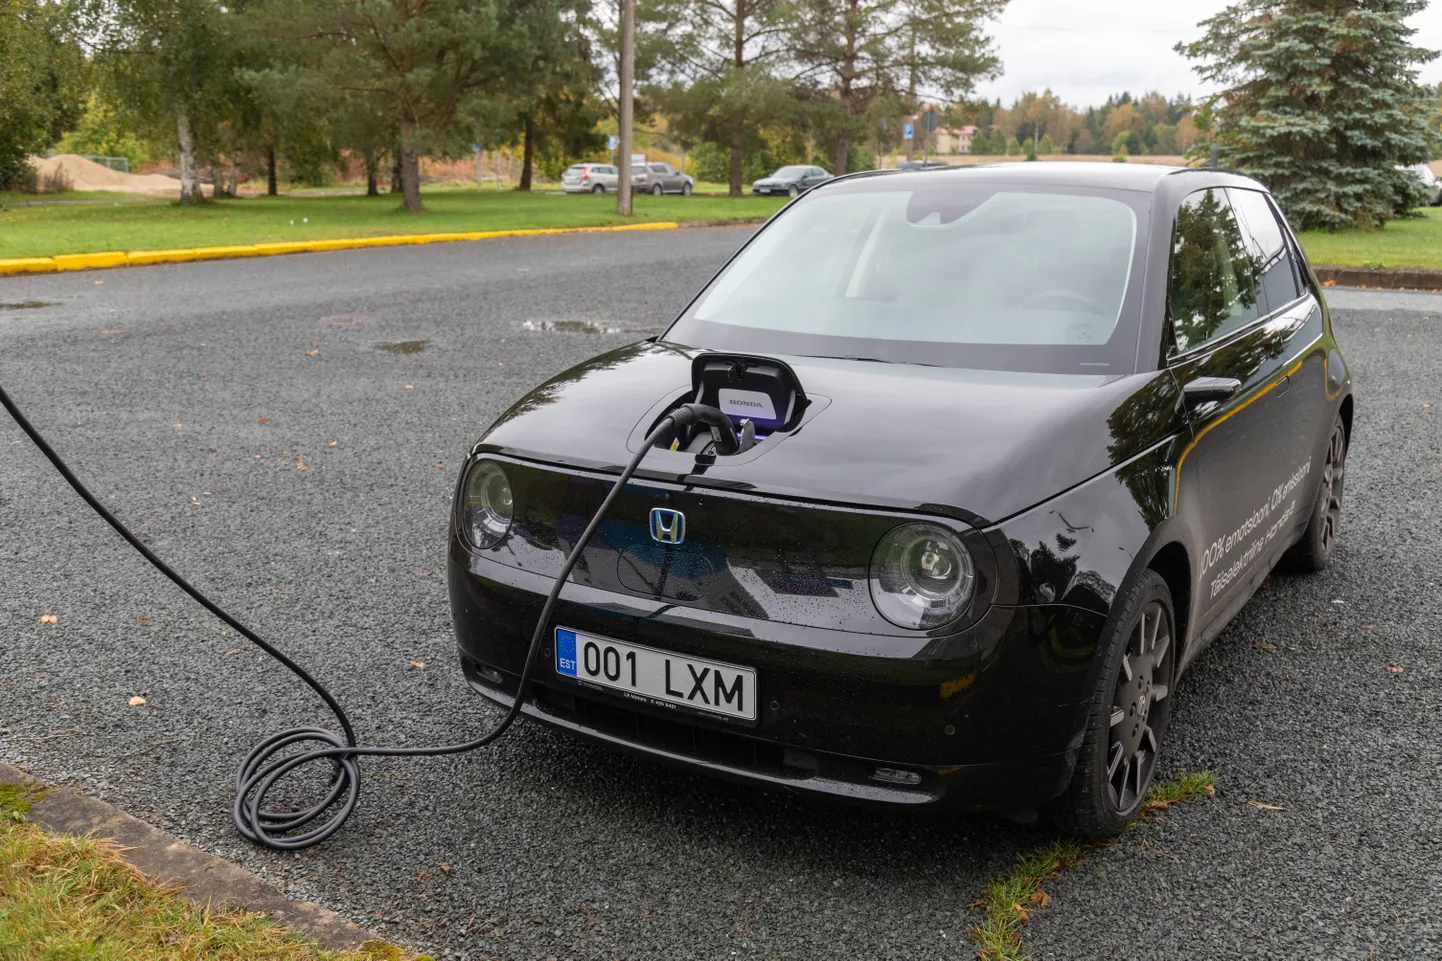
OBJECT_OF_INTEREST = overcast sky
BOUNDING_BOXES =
[972,0,1442,108]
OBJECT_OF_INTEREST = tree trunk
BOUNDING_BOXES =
[729,116,744,197]
[266,145,278,196]
[176,107,204,205]
[390,147,403,193]
[519,115,535,191]
[835,129,850,177]
[399,114,423,212]
[365,151,380,196]
[728,0,745,197]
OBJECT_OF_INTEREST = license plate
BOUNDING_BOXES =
[555,628,757,721]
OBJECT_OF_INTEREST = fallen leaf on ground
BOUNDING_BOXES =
[1030,890,1050,907]
[172,423,183,429]
[306,350,319,356]
[329,441,337,447]
[1247,800,1284,811]
[1254,641,1277,650]
[409,660,426,669]
[1322,279,1337,287]
[128,696,147,707]
[440,862,452,875]
[294,456,308,471]
[39,614,57,624]
[1387,666,1404,674]
[225,649,242,655]
[138,618,150,624]
[404,384,414,389]
[257,417,271,424]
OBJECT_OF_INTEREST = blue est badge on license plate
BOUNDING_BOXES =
[556,628,578,677]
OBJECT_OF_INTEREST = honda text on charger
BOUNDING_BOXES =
[448,163,1352,837]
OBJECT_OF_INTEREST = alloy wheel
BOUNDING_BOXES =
[1107,600,1173,811]
[1318,424,1347,553]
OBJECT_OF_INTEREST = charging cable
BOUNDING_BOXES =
[2,381,722,850]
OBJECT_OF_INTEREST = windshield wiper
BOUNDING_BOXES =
[802,354,941,368]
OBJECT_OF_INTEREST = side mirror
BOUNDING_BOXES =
[1182,376,1242,408]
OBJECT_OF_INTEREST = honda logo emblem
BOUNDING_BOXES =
[649,507,685,545]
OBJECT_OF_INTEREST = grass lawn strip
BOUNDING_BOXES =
[969,771,1217,961]
[0,783,419,960]
[0,190,785,260]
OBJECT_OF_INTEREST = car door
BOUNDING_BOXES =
[1167,187,1316,634]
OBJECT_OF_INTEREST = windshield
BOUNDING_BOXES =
[665,181,1149,373]
[773,166,808,178]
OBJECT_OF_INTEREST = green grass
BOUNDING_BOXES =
[1297,207,1442,269]
[0,188,784,259]
[969,771,1217,961]
[0,780,419,959]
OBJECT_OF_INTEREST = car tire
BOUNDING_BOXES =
[682,182,692,196]
[651,184,663,196]
[1045,569,1176,839]
[591,184,605,194]
[1279,415,1347,574]
[788,185,800,197]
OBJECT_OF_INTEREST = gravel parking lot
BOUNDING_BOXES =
[2,231,1438,960]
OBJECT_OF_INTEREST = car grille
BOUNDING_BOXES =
[532,683,810,779]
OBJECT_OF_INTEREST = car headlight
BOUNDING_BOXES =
[460,459,513,550]
[869,522,975,629]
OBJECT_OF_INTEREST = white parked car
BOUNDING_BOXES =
[1398,163,1442,206]
[562,163,620,194]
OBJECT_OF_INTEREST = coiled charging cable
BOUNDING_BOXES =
[2,380,727,850]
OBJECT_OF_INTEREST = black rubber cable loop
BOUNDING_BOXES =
[2,379,679,851]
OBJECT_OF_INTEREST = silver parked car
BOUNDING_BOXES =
[1399,163,1442,206]
[562,162,620,194]
[631,162,693,196]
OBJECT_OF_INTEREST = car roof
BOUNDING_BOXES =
[847,161,1268,195]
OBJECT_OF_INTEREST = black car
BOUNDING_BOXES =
[449,163,1352,837]
[752,165,831,196]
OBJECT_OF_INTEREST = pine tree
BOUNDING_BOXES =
[1178,0,1438,230]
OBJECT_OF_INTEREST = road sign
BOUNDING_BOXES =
[903,123,914,141]
[920,109,939,134]
[471,143,480,153]
[608,135,619,150]
[880,117,888,131]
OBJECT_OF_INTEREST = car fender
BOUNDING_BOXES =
[984,433,1201,675]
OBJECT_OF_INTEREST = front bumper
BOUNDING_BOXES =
[450,541,1108,812]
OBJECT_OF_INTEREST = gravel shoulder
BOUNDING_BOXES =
[2,235,1438,959]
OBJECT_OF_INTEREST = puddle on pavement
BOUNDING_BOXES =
[375,339,430,354]
[0,301,61,311]
[522,319,655,335]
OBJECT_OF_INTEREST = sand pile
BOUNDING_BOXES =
[30,154,191,195]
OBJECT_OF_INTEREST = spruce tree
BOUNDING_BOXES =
[1178,0,1438,230]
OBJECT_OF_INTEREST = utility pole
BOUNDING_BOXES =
[617,0,635,215]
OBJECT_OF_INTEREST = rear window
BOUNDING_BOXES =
[665,181,1148,374]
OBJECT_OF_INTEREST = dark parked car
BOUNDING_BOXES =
[450,163,1352,837]
[752,165,831,196]
[894,159,951,170]
[631,162,694,196]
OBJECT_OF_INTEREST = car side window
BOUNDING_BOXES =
[1228,188,1302,312]
[1167,188,1263,355]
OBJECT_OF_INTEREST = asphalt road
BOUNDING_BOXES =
[2,231,1438,960]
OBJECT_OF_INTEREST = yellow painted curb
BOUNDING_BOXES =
[3,221,683,279]
[53,251,130,272]
[0,257,58,277]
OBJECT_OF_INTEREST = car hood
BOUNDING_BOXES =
[477,342,1182,526]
